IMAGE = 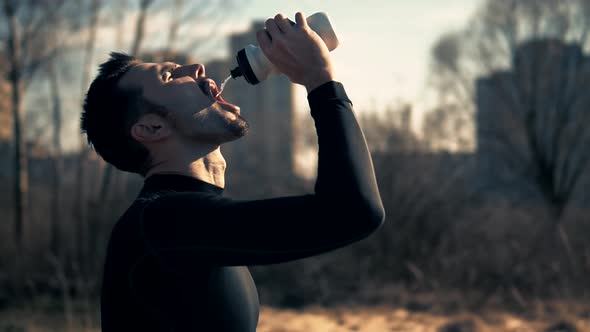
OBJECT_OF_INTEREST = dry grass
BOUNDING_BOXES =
[258,303,589,332]
[1,290,589,332]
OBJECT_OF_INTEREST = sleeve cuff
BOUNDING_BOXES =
[307,81,353,109]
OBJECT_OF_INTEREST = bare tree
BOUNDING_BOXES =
[70,0,104,312]
[43,2,83,259]
[167,0,184,50]
[130,0,155,55]
[47,60,63,257]
[2,0,27,251]
[74,0,102,264]
[1,0,71,250]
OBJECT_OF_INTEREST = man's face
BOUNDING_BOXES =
[119,61,248,144]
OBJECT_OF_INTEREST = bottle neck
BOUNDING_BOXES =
[230,66,243,79]
[235,47,260,84]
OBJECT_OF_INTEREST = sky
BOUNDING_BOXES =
[221,0,484,123]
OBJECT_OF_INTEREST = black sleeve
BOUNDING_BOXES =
[141,81,386,266]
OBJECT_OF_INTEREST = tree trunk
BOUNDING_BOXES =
[75,0,101,264]
[167,0,184,50]
[130,0,153,55]
[4,0,28,251]
[48,61,63,257]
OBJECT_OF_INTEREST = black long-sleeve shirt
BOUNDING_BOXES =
[100,81,385,332]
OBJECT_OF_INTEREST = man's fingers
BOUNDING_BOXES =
[256,29,272,52]
[295,12,307,28]
[265,18,282,40]
[274,13,292,33]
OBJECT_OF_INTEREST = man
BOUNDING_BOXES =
[82,12,385,332]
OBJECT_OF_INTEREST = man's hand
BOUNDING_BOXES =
[256,12,335,93]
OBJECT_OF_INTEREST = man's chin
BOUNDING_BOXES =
[210,119,249,144]
[226,120,249,141]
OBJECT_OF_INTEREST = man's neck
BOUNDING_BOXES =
[145,142,227,188]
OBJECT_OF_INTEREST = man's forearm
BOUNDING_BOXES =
[308,81,385,226]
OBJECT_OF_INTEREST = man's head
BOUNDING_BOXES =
[81,52,248,176]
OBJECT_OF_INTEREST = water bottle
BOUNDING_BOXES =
[229,12,339,85]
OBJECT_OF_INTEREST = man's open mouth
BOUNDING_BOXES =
[200,78,240,115]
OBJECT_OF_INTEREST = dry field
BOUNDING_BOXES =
[1,300,588,332]
[257,304,588,332]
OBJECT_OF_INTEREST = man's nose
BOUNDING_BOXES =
[172,64,206,79]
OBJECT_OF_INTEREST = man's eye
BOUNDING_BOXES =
[162,70,172,81]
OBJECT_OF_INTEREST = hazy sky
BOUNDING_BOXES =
[223,0,484,116]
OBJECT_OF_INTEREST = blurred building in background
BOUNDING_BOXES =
[475,39,590,206]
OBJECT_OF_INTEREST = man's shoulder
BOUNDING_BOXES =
[113,189,228,231]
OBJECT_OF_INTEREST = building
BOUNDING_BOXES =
[475,39,590,206]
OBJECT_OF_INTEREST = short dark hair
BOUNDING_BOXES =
[81,52,163,175]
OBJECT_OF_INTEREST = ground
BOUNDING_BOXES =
[1,301,589,332]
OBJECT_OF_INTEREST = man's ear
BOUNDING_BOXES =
[130,113,171,143]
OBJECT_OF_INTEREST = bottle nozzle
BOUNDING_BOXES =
[230,66,243,79]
